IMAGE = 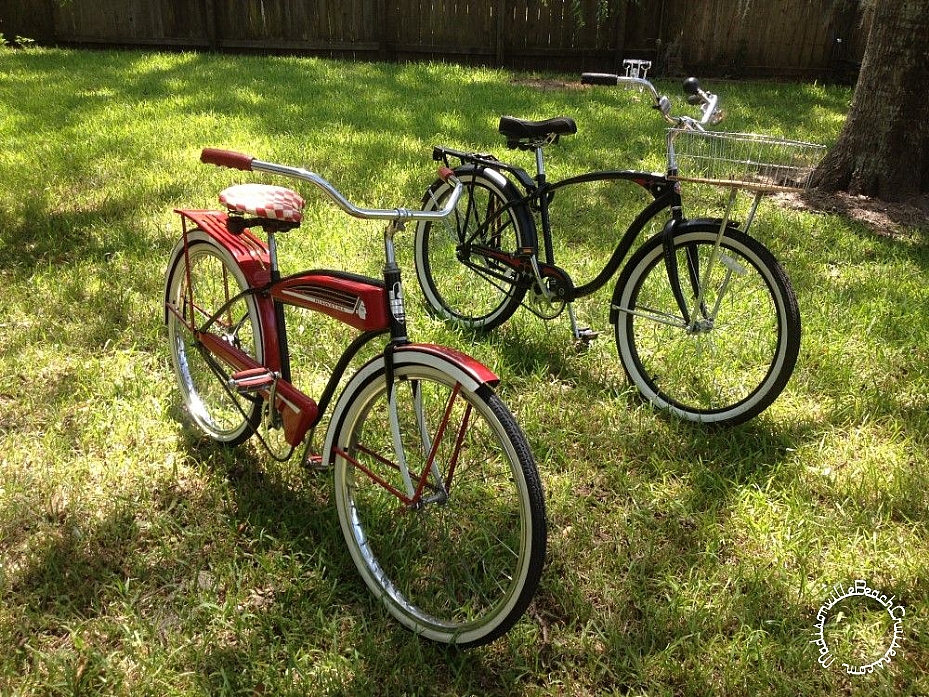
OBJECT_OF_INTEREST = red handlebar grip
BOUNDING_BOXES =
[438,166,455,182]
[200,148,254,171]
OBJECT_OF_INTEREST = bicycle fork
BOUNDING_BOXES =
[382,221,469,509]
[385,379,475,509]
[663,189,753,332]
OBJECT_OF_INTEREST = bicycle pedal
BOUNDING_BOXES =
[302,452,327,471]
[228,368,276,393]
[575,327,600,342]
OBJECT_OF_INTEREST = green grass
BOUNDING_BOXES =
[1,47,927,696]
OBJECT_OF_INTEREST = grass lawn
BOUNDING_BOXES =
[1,47,927,696]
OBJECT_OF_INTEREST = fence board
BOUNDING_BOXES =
[657,0,862,77]
[0,0,868,78]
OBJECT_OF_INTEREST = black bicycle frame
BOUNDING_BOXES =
[541,171,678,299]
[452,162,681,303]
[437,144,734,327]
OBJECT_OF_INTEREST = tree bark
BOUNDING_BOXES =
[811,0,929,202]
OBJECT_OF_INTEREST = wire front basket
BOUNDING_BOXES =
[668,129,827,192]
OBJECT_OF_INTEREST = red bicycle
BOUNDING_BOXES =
[163,148,546,647]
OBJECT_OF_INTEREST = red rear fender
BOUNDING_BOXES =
[175,209,272,287]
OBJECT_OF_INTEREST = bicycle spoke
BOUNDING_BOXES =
[706,254,746,320]
[614,302,688,329]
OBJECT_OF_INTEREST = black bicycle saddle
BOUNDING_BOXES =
[498,116,577,148]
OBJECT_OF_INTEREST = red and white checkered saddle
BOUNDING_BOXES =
[219,183,305,224]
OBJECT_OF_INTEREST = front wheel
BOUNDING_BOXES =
[613,225,800,426]
[329,361,546,647]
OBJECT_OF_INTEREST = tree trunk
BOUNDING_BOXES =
[811,0,929,202]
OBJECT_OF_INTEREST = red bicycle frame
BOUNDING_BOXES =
[169,208,499,492]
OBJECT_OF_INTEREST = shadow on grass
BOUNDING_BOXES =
[7,508,139,619]
[0,197,137,272]
[0,49,525,276]
[183,439,521,695]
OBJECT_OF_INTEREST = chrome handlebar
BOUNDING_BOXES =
[580,71,722,130]
[200,148,464,223]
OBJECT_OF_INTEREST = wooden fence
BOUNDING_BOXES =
[1,0,870,79]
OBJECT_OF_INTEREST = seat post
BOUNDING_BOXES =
[266,230,281,282]
[532,145,557,267]
[264,229,292,382]
[533,146,547,183]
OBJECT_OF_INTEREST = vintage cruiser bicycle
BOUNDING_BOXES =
[415,60,824,426]
[163,148,546,647]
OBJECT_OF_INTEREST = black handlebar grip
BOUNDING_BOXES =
[682,77,701,95]
[581,72,620,86]
[200,148,255,171]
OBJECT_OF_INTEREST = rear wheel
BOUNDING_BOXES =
[613,225,800,426]
[415,167,532,331]
[165,236,262,444]
[330,361,546,647]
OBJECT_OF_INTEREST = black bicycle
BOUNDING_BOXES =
[414,60,824,426]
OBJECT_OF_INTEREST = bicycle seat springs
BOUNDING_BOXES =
[220,183,305,233]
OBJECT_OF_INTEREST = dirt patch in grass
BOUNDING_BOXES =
[774,190,929,239]
[510,77,586,91]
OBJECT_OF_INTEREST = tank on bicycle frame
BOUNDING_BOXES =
[272,272,391,333]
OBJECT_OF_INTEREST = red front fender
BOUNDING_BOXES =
[393,343,500,389]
